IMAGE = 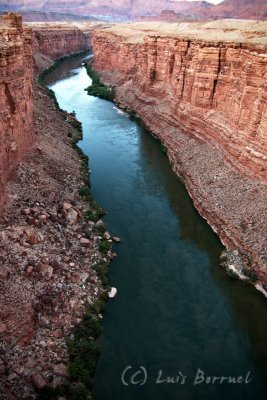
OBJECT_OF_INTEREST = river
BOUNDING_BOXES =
[44,52,267,400]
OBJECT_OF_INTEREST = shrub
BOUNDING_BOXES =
[242,267,258,283]
[160,144,167,154]
[86,85,115,101]
[85,60,115,102]
[93,262,109,288]
[99,240,112,253]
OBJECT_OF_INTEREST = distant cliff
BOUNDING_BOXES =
[0,13,34,207]
[27,21,108,71]
[92,21,267,288]
[2,0,266,20]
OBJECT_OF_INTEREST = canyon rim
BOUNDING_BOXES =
[0,4,266,400]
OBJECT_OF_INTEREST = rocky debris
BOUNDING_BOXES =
[108,287,117,298]
[66,208,79,225]
[0,360,6,375]
[53,363,69,378]
[0,324,7,334]
[0,82,112,398]
[32,373,47,390]
[0,267,9,280]
[103,231,111,240]
[95,219,105,230]
[80,237,91,246]
[112,236,121,243]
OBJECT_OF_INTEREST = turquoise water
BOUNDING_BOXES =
[46,53,267,400]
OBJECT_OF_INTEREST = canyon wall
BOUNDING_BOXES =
[29,22,94,59]
[0,15,104,209]
[26,21,109,71]
[0,13,34,207]
[92,21,267,286]
[93,22,267,181]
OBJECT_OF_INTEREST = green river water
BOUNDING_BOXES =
[45,52,267,400]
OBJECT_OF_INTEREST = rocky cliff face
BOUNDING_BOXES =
[0,13,34,207]
[93,22,267,181]
[29,22,92,59]
[92,21,267,287]
[0,16,104,209]
[26,22,109,71]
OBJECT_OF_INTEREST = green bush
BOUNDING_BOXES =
[86,85,115,101]
[242,267,258,283]
[99,240,112,253]
[79,186,91,200]
[85,61,115,102]
[69,118,82,133]
[160,144,167,154]
[93,262,110,288]
[128,110,141,122]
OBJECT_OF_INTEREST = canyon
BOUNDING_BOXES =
[92,20,267,289]
[0,10,267,398]
[0,13,112,398]
[27,21,109,71]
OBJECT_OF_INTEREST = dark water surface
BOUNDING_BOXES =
[45,53,267,400]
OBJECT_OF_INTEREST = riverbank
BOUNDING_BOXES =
[0,58,113,398]
[91,22,267,295]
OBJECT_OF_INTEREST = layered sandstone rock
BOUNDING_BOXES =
[0,13,34,207]
[92,21,267,286]
[26,21,109,71]
[0,15,105,208]
[93,21,267,181]
[28,22,93,59]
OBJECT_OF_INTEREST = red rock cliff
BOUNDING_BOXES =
[93,22,267,181]
[92,21,267,287]
[25,22,109,71]
[0,17,104,208]
[28,22,92,59]
[0,13,34,207]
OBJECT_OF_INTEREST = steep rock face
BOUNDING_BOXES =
[0,16,102,208]
[92,22,267,285]
[0,13,34,207]
[93,25,267,181]
[30,23,91,59]
[26,22,108,71]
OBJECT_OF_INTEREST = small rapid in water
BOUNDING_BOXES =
[45,52,267,400]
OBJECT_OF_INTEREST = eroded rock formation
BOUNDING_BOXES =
[25,21,110,72]
[0,13,34,207]
[0,16,106,207]
[29,22,95,59]
[92,21,267,287]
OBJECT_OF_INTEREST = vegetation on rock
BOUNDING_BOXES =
[85,61,115,101]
